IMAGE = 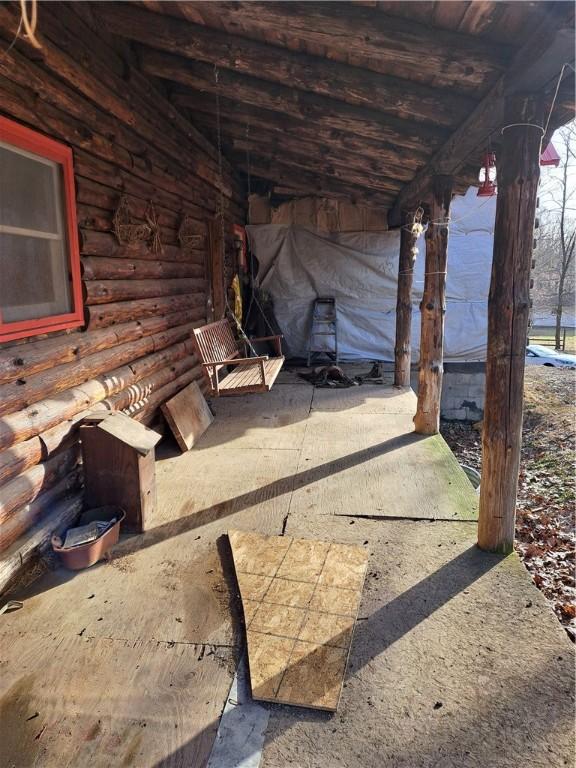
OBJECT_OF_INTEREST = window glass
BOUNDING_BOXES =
[0,140,73,325]
[0,144,60,233]
[0,233,71,322]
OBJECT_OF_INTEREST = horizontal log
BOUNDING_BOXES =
[0,339,197,452]
[0,311,197,385]
[76,178,181,232]
[0,491,83,594]
[79,229,196,262]
[37,2,243,196]
[86,294,205,330]
[157,0,510,92]
[0,4,240,202]
[74,149,220,226]
[139,49,447,153]
[77,203,112,232]
[0,324,196,415]
[81,256,203,281]
[130,367,202,424]
[0,469,82,553]
[0,445,80,527]
[83,278,204,305]
[101,4,473,127]
[105,358,198,412]
[55,2,237,172]
[0,437,43,488]
[0,71,240,231]
[38,344,197,456]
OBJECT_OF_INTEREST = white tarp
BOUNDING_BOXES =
[247,188,496,362]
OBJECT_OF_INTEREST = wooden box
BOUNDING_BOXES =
[80,413,161,533]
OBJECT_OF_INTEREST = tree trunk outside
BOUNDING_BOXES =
[478,94,544,554]
[414,176,452,435]
[555,273,565,350]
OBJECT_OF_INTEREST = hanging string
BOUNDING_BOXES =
[501,123,545,135]
[0,0,42,59]
[213,65,259,356]
[19,0,41,49]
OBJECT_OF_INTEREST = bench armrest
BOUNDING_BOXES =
[203,356,269,368]
[250,334,283,356]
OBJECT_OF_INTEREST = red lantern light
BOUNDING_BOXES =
[477,151,497,197]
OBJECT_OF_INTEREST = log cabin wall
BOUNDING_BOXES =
[0,2,245,585]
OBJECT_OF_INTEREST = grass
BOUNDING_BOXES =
[529,326,576,354]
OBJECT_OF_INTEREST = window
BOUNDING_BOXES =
[0,116,83,342]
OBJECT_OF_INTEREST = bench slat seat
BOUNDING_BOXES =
[192,319,284,396]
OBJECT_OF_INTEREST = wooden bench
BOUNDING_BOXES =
[192,319,285,396]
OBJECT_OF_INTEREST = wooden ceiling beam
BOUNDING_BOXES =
[173,90,430,169]
[140,0,511,93]
[100,3,473,128]
[235,158,396,207]
[138,48,447,154]
[192,113,416,185]
[225,143,403,196]
[389,5,575,224]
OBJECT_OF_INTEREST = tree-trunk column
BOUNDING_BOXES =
[414,175,453,434]
[478,95,544,554]
[394,211,422,387]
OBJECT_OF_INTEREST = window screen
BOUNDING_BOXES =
[0,142,72,324]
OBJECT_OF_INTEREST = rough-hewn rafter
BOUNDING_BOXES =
[100,3,473,128]
[226,143,403,196]
[138,48,448,154]
[140,0,511,93]
[173,90,430,169]
[234,158,396,206]
[195,115,415,185]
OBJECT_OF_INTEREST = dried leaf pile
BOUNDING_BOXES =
[442,366,575,639]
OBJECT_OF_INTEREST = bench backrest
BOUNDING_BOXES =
[192,319,240,365]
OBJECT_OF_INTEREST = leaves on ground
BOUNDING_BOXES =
[442,366,575,636]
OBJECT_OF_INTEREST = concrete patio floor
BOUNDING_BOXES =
[0,372,573,767]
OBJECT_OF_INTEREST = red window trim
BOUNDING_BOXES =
[0,116,84,343]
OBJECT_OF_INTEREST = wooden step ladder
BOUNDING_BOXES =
[307,297,338,367]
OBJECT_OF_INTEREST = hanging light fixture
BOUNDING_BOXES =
[477,151,497,197]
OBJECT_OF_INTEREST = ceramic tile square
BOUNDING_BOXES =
[236,571,273,601]
[298,611,355,648]
[276,640,349,711]
[309,584,361,617]
[246,630,295,699]
[229,529,292,577]
[250,601,306,639]
[263,578,316,608]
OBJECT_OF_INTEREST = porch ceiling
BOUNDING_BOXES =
[98,1,575,216]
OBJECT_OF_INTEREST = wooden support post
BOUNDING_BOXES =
[478,95,544,554]
[394,211,422,387]
[414,175,452,434]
